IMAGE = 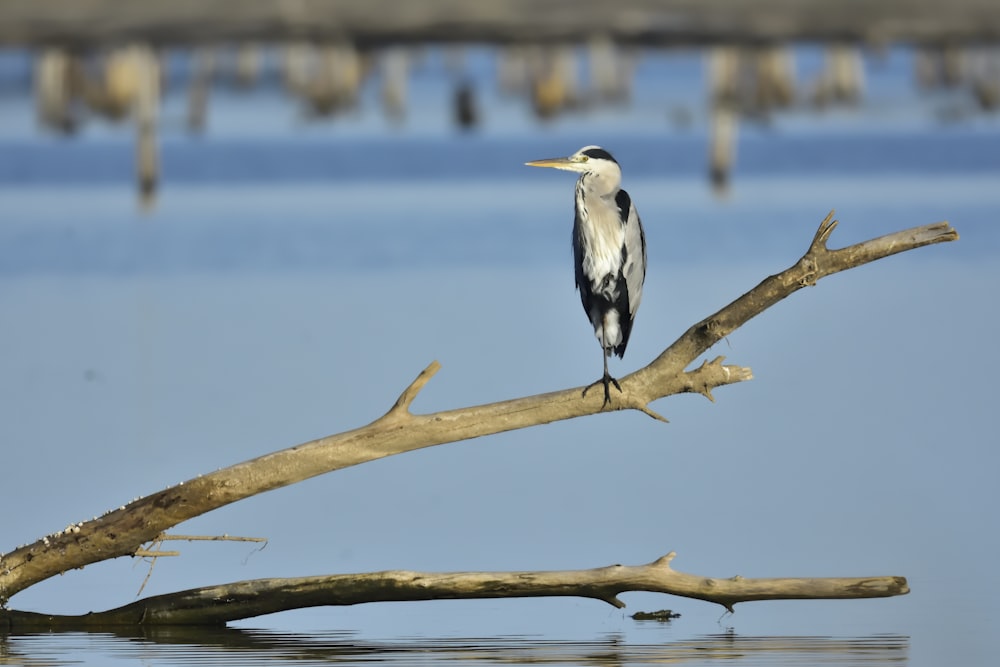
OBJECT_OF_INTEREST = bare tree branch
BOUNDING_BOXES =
[632,213,958,391]
[1,553,909,628]
[0,213,957,612]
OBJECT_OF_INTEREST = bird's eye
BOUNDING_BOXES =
[579,156,589,162]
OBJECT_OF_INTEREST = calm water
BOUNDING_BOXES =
[1,45,998,666]
[0,627,911,666]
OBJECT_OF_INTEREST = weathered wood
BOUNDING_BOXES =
[1,0,1000,48]
[0,214,956,607]
[0,553,909,628]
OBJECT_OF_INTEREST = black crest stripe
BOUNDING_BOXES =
[581,147,617,164]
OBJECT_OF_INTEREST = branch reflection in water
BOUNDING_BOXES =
[0,626,909,666]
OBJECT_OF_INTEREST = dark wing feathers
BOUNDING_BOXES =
[614,188,646,357]
[614,189,632,225]
[612,244,634,358]
[572,213,590,312]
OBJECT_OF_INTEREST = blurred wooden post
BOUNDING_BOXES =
[588,35,629,103]
[709,104,737,195]
[75,47,139,121]
[708,46,739,107]
[453,80,478,130]
[708,46,739,194]
[497,45,530,95]
[969,47,1000,110]
[814,44,864,106]
[531,44,578,119]
[832,44,864,102]
[299,42,362,116]
[282,41,310,95]
[187,47,215,132]
[755,45,795,110]
[380,47,408,123]
[234,43,260,88]
[940,44,964,86]
[133,44,159,208]
[35,48,76,133]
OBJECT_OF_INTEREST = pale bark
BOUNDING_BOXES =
[2,553,909,629]
[0,213,957,621]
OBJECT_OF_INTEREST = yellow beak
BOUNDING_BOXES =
[525,157,576,170]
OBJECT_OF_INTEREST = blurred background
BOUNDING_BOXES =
[1,1,998,666]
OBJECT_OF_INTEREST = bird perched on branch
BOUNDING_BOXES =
[526,145,647,407]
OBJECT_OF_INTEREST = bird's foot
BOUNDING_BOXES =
[582,372,622,408]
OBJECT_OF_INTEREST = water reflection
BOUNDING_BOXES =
[0,628,909,666]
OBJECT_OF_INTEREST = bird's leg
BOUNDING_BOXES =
[581,322,622,408]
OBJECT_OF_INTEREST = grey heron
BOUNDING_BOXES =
[526,145,647,407]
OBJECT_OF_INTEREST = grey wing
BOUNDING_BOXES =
[571,213,592,311]
[621,199,647,318]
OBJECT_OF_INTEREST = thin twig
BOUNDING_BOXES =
[157,534,267,543]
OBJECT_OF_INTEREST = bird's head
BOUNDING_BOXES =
[525,145,621,178]
[526,145,623,195]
